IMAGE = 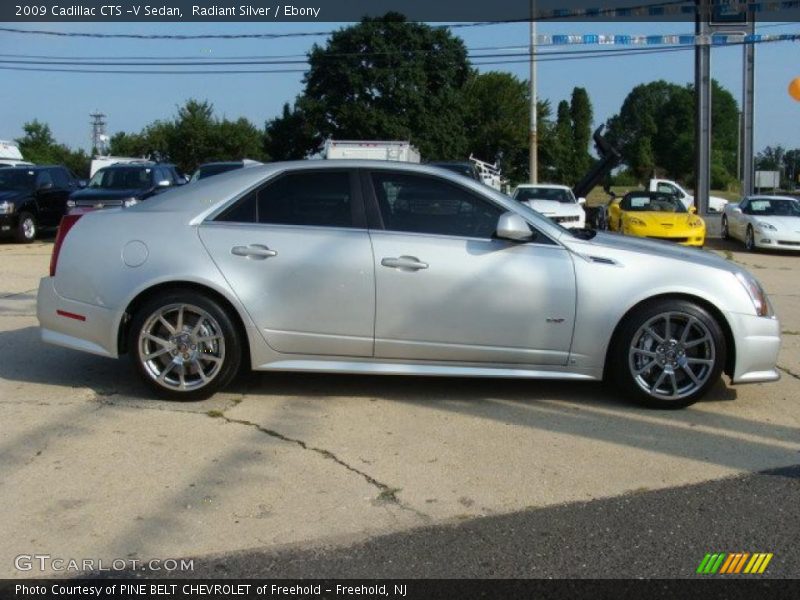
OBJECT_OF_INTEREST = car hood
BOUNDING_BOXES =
[0,189,31,203]
[623,211,701,229]
[524,199,581,216]
[70,188,146,201]
[752,216,800,230]
[562,231,730,270]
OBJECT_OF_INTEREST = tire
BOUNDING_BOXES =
[745,225,756,252]
[721,215,729,240]
[609,298,726,409]
[128,290,243,400]
[14,212,37,243]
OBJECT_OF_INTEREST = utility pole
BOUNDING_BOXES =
[694,0,712,215]
[89,111,107,155]
[528,0,538,183]
[742,15,755,196]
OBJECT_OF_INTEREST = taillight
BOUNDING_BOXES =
[49,214,83,277]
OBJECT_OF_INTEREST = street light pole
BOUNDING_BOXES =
[529,0,538,184]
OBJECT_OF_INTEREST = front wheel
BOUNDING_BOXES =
[610,299,726,409]
[745,225,756,252]
[129,290,243,400]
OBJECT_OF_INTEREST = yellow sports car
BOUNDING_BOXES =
[607,191,706,247]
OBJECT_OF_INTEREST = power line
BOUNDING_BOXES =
[0,35,793,75]
[0,34,800,67]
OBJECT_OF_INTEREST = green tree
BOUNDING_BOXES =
[268,13,471,159]
[263,102,316,160]
[569,87,593,178]
[607,79,739,187]
[15,120,90,177]
[460,71,552,183]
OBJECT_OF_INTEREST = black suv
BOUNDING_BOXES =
[68,162,184,210]
[0,165,81,243]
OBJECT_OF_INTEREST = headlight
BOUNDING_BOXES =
[122,198,139,208]
[756,221,777,231]
[735,271,773,317]
[0,200,15,214]
[626,217,646,227]
[66,200,76,208]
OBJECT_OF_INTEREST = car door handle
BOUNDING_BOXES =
[231,244,278,260]
[381,256,429,271]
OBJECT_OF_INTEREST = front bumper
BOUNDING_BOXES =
[0,213,20,234]
[624,226,705,247]
[726,310,782,384]
[754,234,800,251]
[37,277,119,358]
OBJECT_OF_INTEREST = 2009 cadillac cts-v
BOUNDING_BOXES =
[37,161,781,408]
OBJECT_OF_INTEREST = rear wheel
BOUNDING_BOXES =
[129,290,242,400]
[610,299,726,409]
[721,215,729,240]
[15,212,36,243]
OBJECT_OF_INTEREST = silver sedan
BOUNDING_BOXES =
[37,161,781,408]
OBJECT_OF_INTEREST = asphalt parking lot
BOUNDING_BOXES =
[1,236,798,578]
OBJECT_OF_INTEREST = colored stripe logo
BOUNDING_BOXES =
[696,552,773,574]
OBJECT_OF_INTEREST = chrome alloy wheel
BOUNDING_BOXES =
[22,217,35,240]
[138,303,226,391]
[628,311,715,401]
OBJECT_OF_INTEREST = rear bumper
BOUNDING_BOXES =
[726,310,781,384]
[37,277,119,358]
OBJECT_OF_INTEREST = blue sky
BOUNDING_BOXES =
[0,20,798,154]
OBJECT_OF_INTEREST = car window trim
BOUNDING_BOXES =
[209,167,366,230]
[360,167,557,246]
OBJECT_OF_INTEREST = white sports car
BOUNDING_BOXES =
[512,184,586,229]
[722,195,800,251]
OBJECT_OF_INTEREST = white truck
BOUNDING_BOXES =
[0,140,33,167]
[648,178,728,213]
[323,140,421,163]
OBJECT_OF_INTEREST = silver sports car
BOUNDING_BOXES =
[37,161,781,408]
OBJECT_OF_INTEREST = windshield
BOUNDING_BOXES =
[89,166,153,190]
[748,198,800,217]
[515,187,576,204]
[432,163,477,178]
[621,193,687,213]
[195,163,242,181]
[0,169,36,191]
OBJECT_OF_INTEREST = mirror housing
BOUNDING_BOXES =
[36,181,53,192]
[578,197,586,205]
[156,179,171,188]
[689,206,697,214]
[496,212,533,242]
[732,206,742,214]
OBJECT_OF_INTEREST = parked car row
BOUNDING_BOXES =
[0,159,265,243]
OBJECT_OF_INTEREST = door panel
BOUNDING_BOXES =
[371,232,577,365]
[199,223,375,357]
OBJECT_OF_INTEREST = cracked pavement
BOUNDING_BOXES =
[0,238,799,578]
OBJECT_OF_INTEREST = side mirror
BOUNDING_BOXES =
[496,211,533,242]
[37,181,53,192]
[689,206,697,214]
[732,206,742,214]
[578,197,586,205]
[176,177,187,186]
[77,179,88,188]
[157,179,171,188]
